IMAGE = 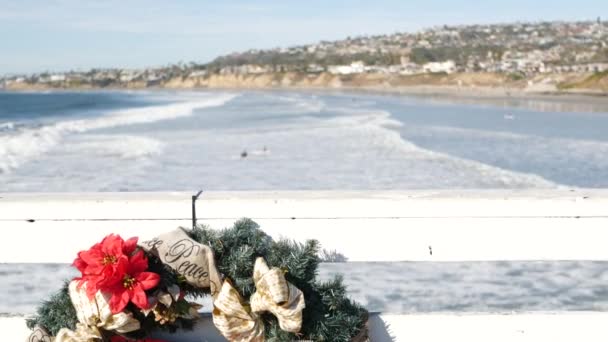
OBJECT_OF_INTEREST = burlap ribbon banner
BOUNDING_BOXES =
[213,257,306,341]
[27,281,141,342]
[140,228,222,296]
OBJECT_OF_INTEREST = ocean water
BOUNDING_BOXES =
[3,261,608,315]
[1,90,608,191]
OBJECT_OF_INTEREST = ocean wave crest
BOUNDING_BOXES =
[0,93,237,173]
[0,122,15,132]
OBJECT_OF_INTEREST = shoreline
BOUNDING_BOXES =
[333,85,608,111]
[264,84,608,106]
[3,83,607,101]
[4,82,608,116]
[340,84,608,99]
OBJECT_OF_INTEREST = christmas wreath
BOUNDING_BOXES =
[27,219,368,341]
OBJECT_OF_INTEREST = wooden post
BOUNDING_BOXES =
[192,190,203,228]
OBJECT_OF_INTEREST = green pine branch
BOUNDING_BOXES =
[187,218,368,341]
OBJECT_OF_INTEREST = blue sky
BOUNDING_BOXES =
[1,0,606,74]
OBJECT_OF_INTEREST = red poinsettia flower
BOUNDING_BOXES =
[108,250,160,314]
[72,234,139,298]
[110,336,168,342]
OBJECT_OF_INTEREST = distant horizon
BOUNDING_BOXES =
[1,0,607,75]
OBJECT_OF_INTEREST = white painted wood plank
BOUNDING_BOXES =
[2,191,607,262]
[1,190,608,221]
[5,313,608,342]
[368,313,608,342]
[2,217,608,262]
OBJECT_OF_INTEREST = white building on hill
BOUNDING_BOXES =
[423,60,456,74]
[328,61,366,75]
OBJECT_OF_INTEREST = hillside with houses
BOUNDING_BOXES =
[2,21,608,93]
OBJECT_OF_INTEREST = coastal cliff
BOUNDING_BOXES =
[4,71,608,96]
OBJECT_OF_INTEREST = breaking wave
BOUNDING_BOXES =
[0,93,237,173]
[0,122,15,132]
[324,109,559,189]
[67,135,164,159]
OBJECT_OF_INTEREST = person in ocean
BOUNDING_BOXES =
[241,150,248,158]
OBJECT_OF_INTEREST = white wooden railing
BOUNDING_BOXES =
[2,190,608,341]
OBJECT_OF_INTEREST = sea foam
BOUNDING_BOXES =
[0,122,15,132]
[322,107,558,189]
[0,93,237,173]
[0,91,578,191]
[67,135,164,159]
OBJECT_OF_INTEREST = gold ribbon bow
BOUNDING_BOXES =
[54,281,141,341]
[54,324,102,342]
[212,258,306,341]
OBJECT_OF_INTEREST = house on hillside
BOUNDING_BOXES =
[188,70,208,78]
[423,60,456,74]
[119,70,143,82]
[328,61,366,75]
[50,74,66,82]
[306,64,325,73]
[586,63,608,72]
